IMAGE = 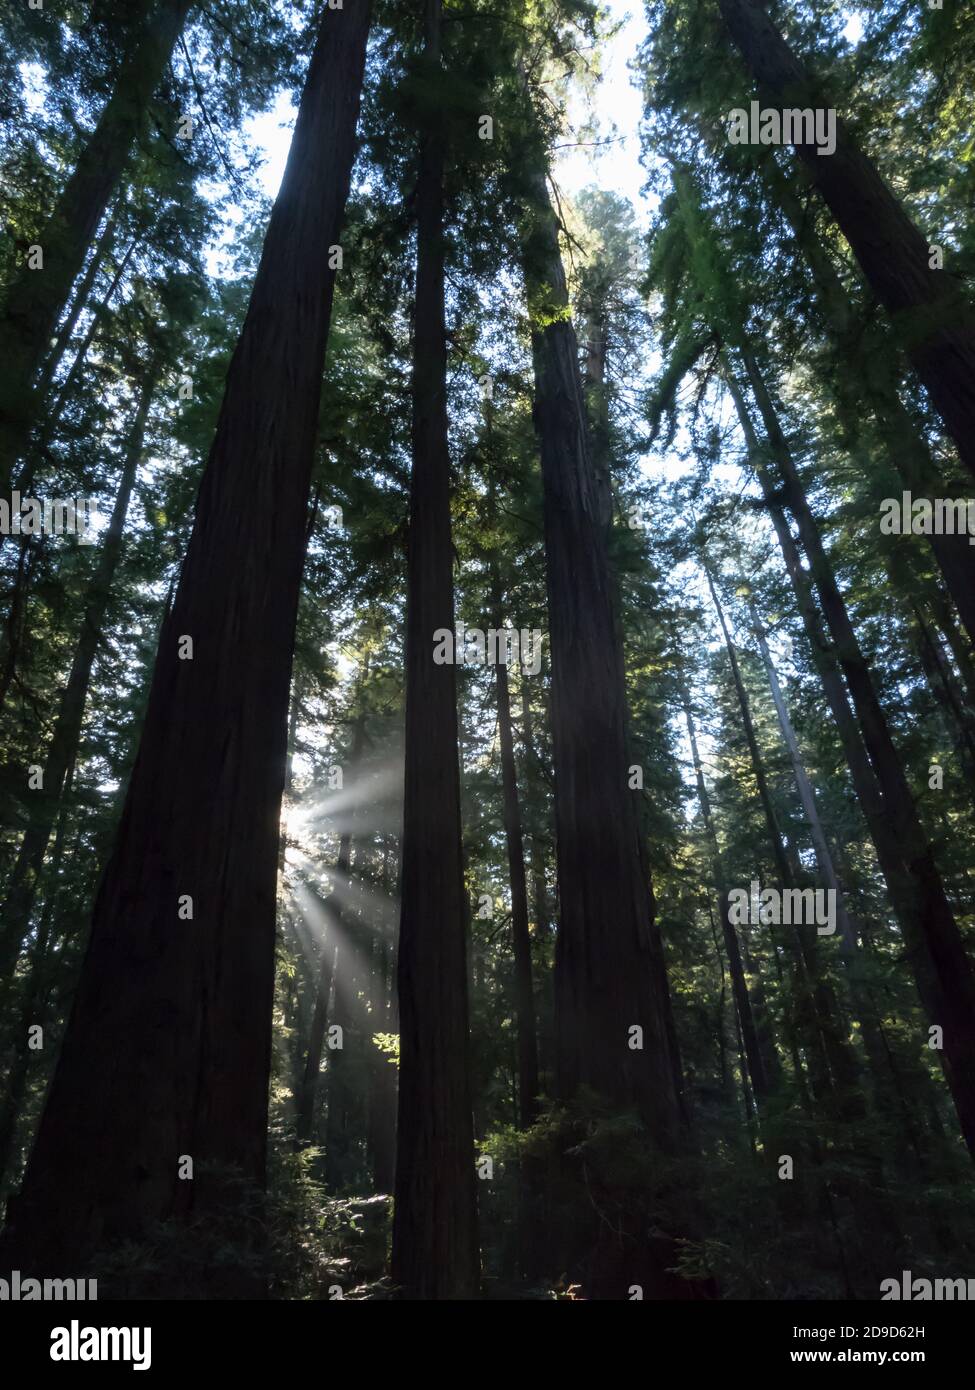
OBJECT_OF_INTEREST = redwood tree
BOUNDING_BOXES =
[0,0,372,1290]
[519,154,694,1299]
[390,0,480,1301]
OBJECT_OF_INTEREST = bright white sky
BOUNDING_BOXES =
[556,1,652,219]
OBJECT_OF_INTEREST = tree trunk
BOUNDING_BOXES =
[704,560,851,1098]
[519,677,551,938]
[366,894,397,1195]
[521,158,703,1301]
[717,0,975,481]
[746,596,856,951]
[0,352,162,985]
[745,588,906,1125]
[0,0,193,491]
[908,597,975,781]
[296,705,364,1151]
[390,0,479,1301]
[727,348,975,1160]
[0,532,38,713]
[0,0,372,1290]
[0,763,73,1196]
[491,570,540,1128]
[296,876,352,1148]
[766,159,975,651]
[680,675,771,1102]
[521,161,684,1143]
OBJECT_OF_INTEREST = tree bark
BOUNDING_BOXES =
[0,235,137,529]
[491,569,540,1128]
[520,154,707,1300]
[0,0,372,1288]
[519,677,551,940]
[366,882,397,1196]
[390,0,479,1301]
[521,162,685,1149]
[0,763,73,1196]
[36,211,118,404]
[746,596,856,952]
[703,560,852,1098]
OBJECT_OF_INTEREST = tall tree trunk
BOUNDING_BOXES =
[0,533,38,713]
[520,158,699,1301]
[716,0,975,481]
[704,563,791,887]
[521,161,684,1143]
[907,597,975,780]
[0,352,162,985]
[0,0,193,491]
[725,349,975,1160]
[491,569,540,1128]
[746,596,856,952]
[745,588,908,1128]
[391,0,479,1301]
[925,585,975,710]
[519,677,551,939]
[366,836,397,1195]
[519,674,554,1095]
[0,1,372,1289]
[705,907,736,1108]
[679,674,772,1102]
[0,762,73,1196]
[703,560,850,1099]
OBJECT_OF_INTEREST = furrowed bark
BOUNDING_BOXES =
[491,567,540,1128]
[520,153,706,1300]
[390,0,480,1301]
[521,161,684,1143]
[0,0,372,1287]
